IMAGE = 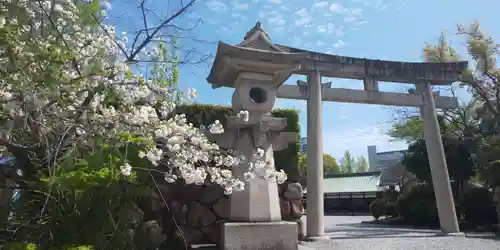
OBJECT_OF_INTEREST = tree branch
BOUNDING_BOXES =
[127,0,198,62]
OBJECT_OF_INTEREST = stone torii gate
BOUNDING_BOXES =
[208,22,468,242]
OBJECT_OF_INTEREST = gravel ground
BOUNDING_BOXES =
[300,216,500,250]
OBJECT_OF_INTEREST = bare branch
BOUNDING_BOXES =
[127,0,198,62]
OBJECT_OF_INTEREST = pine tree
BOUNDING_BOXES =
[355,156,369,172]
[340,150,355,173]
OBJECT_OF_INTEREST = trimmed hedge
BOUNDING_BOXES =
[369,199,386,220]
[397,183,439,227]
[459,187,498,227]
[175,104,300,182]
[369,199,399,220]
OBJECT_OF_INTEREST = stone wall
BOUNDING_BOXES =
[151,181,304,247]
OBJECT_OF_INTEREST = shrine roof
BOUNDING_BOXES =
[322,171,383,194]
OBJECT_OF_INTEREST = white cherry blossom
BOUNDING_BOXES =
[0,0,287,195]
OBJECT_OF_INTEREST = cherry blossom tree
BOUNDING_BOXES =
[0,0,285,248]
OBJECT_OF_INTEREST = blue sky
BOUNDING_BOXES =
[108,0,500,161]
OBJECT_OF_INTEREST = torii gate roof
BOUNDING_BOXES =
[207,22,468,89]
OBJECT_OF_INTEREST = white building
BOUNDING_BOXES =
[300,137,307,155]
[367,145,406,172]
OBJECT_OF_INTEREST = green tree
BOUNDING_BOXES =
[298,153,340,186]
[323,154,341,175]
[389,116,424,143]
[402,137,475,198]
[355,156,369,172]
[340,150,355,173]
[388,32,479,144]
[420,24,500,184]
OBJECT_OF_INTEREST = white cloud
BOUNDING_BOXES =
[295,17,312,26]
[259,10,280,19]
[281,5,291,10]
[268,15,285,26]
[207,19,218,24]
[269,0,282,4]
[344,16,357,23]
[329,3,344,12]
[316,40,325,46]
[356,20,368,26]
[206,0,227,12]
[348,8,364,15]
[295,8,312,26]
[231,12,248,20]
[295,8,308,16]
[333,40,345,48]
[216,26,231,35]
[380,4,390,11]
[274,26,285,33]
[233,2,249,10]
[321,22,345,36]
[314,1,329,8]
[267,11,285,26]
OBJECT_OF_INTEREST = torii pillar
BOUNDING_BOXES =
[415,83,461,233]
[302,71,330,239]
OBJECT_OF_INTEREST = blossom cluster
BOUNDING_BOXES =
[0,0,287,194]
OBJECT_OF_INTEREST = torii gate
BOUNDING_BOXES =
[208,22,467,241]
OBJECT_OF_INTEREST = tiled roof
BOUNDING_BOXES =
[304,172,383,194]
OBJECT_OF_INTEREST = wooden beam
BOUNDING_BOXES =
[277,84,459,109]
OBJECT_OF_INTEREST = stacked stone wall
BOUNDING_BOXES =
[148,181,304,246]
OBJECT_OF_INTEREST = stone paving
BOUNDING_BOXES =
[299,216,499,250]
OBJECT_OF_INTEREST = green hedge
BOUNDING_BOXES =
[175,104,300,182]
[397,183,439,227]
[459,187,498,227]
[369,199,386,220]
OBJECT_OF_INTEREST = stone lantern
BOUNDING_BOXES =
[206,22,305,250]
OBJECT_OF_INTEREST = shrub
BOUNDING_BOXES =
[369,199,386,220]
[384,201,399,218]
[408,199,439,226]
[460,187,498,227]
[397,183,439,226]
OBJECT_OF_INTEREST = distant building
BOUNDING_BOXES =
[367,145,406,172]
[302,171,384,214]
[299,137,307,155]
